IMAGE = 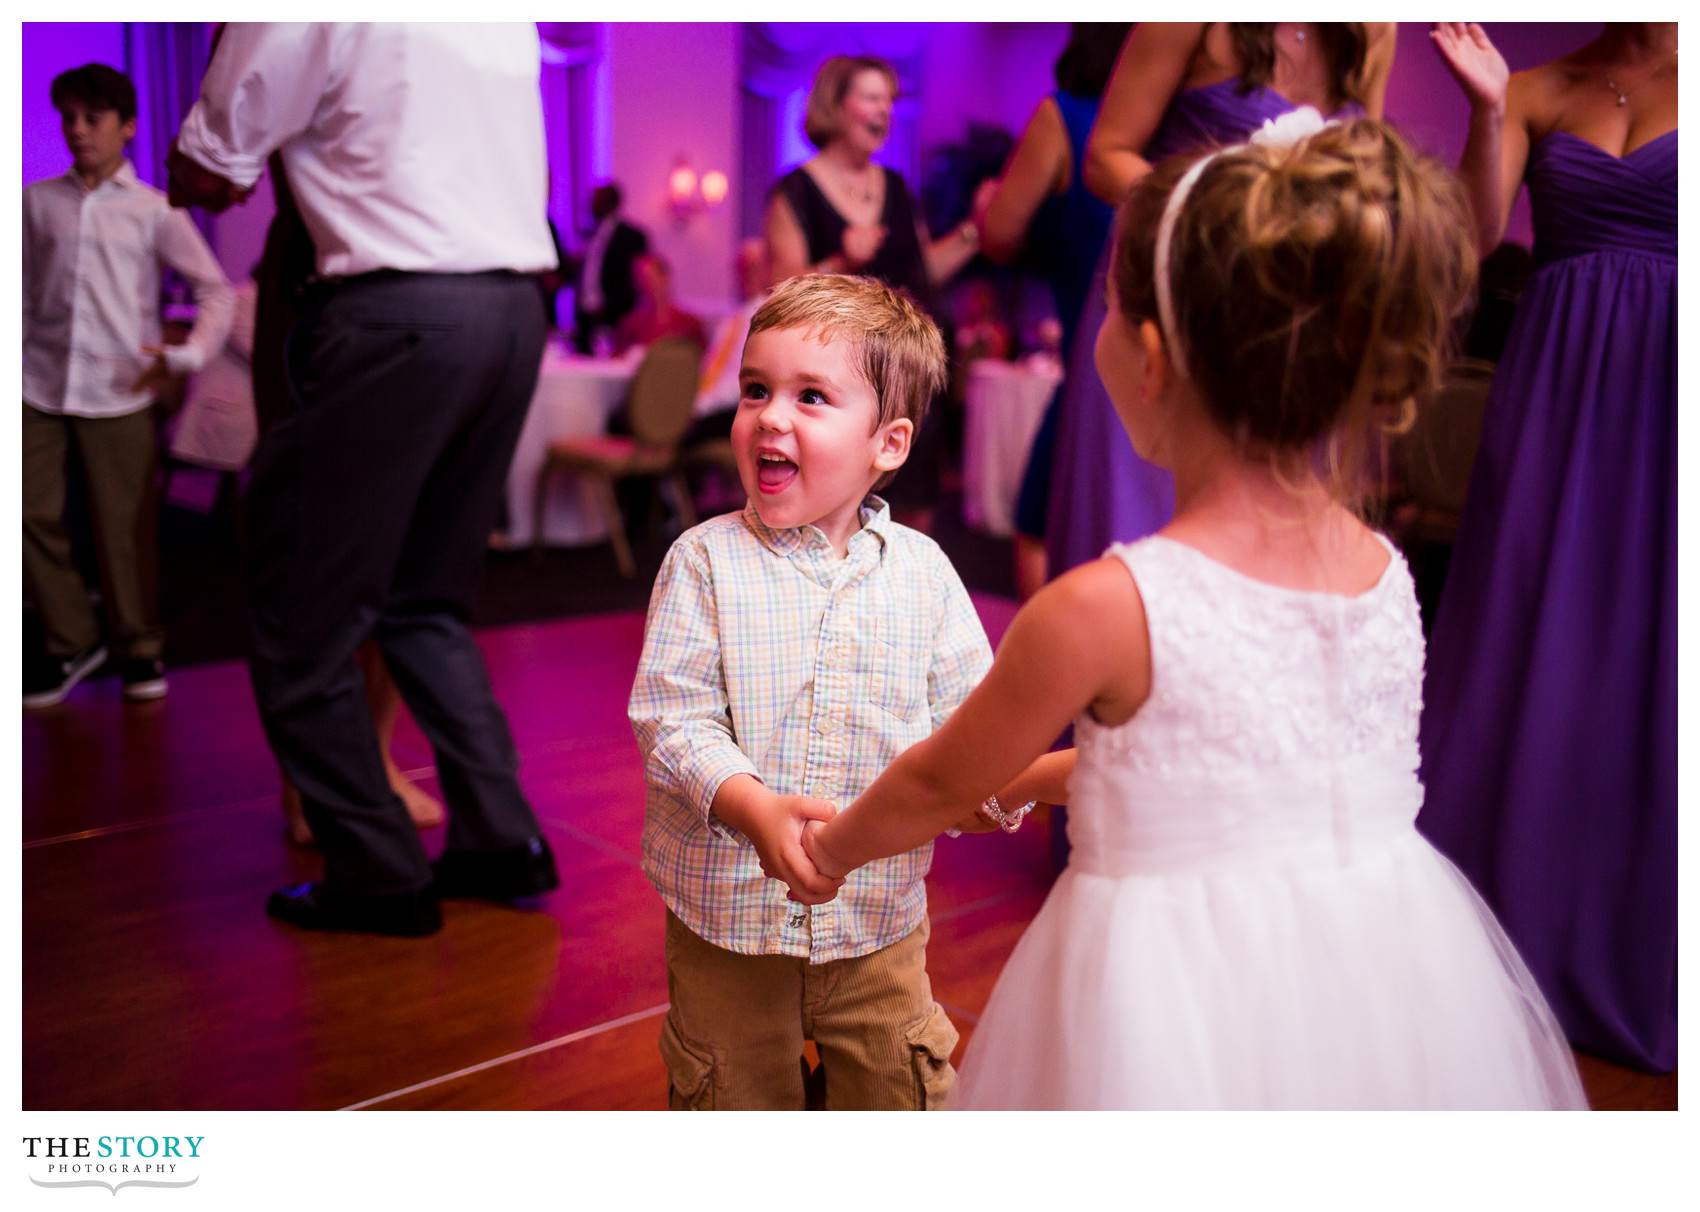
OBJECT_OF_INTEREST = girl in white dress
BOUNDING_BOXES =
[803,113,1586,1109]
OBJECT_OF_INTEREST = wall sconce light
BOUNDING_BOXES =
[668,158,728,223]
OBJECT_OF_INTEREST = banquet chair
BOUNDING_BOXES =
[532,337,701,576]
[1388,358,1495,546]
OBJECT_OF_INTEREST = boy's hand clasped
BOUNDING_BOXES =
[745,791,844,905]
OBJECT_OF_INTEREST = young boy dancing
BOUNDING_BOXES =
[629,274,993,1110]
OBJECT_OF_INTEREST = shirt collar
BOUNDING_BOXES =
[68,159,139,193]
[740,495,892,565]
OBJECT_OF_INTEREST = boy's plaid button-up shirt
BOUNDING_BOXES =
[629,498,992,963]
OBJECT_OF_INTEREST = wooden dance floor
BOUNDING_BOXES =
[21,602,1674,1110]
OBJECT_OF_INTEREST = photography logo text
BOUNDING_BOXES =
[23,1136,202,1195]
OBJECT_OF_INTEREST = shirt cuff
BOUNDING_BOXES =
[174,107,268,191]
[161,344,201,376]
[679,749,762,842]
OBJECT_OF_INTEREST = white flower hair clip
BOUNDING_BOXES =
[1153,105,1340,381]
[1249,105,1334,149]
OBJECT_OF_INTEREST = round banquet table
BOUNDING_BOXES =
[961,356,1065,537]
[500,342,639,546]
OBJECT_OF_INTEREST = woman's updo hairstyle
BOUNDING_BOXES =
[1111,118,1477,477]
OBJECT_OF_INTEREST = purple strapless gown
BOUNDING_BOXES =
[1045,79,1352,575]
[1417,129,1677,1071]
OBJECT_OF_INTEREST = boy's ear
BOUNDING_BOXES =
[120,116,138,143]
[871,416,913,474]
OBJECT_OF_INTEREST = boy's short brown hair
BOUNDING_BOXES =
[748,274,945,435]
[51,63,137,124]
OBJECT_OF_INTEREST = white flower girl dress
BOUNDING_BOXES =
[953,535,1587,1109]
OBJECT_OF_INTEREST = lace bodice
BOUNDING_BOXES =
[1067,535,1427,875]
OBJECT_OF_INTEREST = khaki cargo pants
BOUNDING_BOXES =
[661,910,959,1110]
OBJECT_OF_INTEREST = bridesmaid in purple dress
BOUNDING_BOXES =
[1045,22,1395,576]
[1418,23,1677,1072]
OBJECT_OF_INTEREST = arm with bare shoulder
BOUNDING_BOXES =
[1084,23,1206,204]
[1359,22,1397,119]
[1431,22,1532,257]
[805,557,1149,875]
[978,97,1071,263]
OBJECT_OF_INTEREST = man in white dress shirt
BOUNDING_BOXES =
[170,23,561,936]
[23,63,234,710]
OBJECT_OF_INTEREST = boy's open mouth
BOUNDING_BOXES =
[756,453,798,493]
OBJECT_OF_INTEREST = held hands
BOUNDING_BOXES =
[1430,23,1509,112]
[800,818,851,880]
[841,224,888,270]
[130,346,177,396]
[745,792,845,905]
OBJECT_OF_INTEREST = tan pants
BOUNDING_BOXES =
[661,910,959,1110]
[22,405,163,660]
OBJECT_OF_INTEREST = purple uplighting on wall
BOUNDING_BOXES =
[23,21,1605,295]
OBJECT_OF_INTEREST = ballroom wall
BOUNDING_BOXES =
[604,22,741,304]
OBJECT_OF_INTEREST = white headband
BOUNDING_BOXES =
[1151,106,1335,382]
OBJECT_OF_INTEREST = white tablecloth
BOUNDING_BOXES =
[502,343,639,546]
[961,356,1063,537]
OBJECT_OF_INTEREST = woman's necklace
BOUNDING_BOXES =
[837,162,877,205]
[1604,47,1677,107]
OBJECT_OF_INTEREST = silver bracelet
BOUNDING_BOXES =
[980,793,1036,834]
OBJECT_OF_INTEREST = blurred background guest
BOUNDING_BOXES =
[171,22,562,936]
[614,253,707,355]
[974,22,1130,600]
[23,62,233,710]
[1042,22,1393,581]
[1416,21,1677,1074]
[572,182,649,355]
[764,53,981,529]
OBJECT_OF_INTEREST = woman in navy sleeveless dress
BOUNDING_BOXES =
[1417,23,1677,1071]
[973,24,1128,600]
[1005,89,1119,569]
[1044,23,1391,578]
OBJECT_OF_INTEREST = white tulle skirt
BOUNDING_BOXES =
[952,828,1587,1110]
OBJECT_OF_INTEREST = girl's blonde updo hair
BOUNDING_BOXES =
[1112,118,1477,486]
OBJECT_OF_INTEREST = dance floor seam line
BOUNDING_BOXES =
[340,1002,673,1111]
[540,815,645,868]
[21,766,439,851]
[930,889,1022,925]
[936,998,981,1027]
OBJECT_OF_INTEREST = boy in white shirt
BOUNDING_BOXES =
[23,63,233,708]
[629,274,996,1109]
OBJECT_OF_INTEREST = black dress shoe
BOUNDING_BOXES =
[266,881,443,937]
[432,836,561,901]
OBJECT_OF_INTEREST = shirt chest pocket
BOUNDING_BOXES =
[863,614,930,725]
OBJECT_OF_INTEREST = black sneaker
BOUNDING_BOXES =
[23,644,108,710]
[121,657,169,702]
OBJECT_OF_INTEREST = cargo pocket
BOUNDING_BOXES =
[659,1015,716,1111]
[903,1002,960,1110]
